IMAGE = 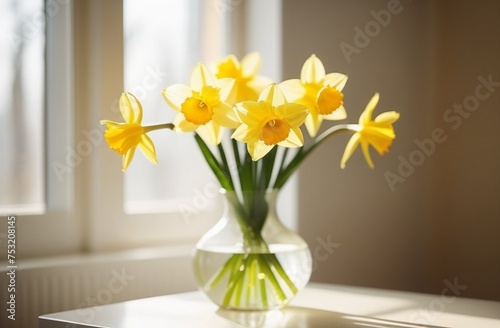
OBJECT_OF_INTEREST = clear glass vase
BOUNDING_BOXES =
[193,189,312,311]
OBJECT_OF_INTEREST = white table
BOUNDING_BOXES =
[39,283,500,328]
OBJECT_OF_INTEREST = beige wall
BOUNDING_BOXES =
[430,0,500,301]
[282,0,500,301]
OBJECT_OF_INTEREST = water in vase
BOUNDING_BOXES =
[193,244,312,310]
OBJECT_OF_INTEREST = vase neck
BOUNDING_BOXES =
[221,189,281,251]
[221,189,280,220]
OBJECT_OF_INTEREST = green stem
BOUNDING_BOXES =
[252,161,258,190]
[222,256,247,306]
[258,259,268,307]
[269,255,298,294]
[143,123,175,132]
[231,139,241,168]
[247,257,257,306]
[262,146,278,190]
[207,253,241,290]
[234,265,246,307]
[256,255,287,302]
[217,252,298,308]
[239,151,253,194]
[218,143,234,187]
[278,147,290,173]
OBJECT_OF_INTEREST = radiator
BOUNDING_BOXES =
[0,246,196,328]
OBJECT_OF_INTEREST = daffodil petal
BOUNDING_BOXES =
[375,111,400,124]
[248,140,273,161]
[234,102,251,123]
[190,63,216,92]
[279,126,303,148]
[120,92,143,124]
[279,79,305,102]
[237,101,272,126]
[300,54,326,84]
[323,105,347,121]
[173,114,198,132]
[360,93,380,124]
[231,124,251,142]
[240,52,261,78]
[233,121,256,139]
[197,120,222,146]
[340,133,360,169]
[138,134,158,165]
[119,93,135,123]
[122,147,136,172]
[162,84,192,112]
[275,103,308,127]
[213,103,240,128]
[305,111,323,137]
[258,84,286,107]
[218,78,236,103]
[361,140,375,169]
[323,73,348,90]
[100,120,122,128]
[248,76,273,96]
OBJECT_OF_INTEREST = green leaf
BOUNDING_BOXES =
[262,146,278,190]
[194,133,234,191]
[274,124,355,189]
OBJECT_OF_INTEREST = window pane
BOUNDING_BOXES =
[0,0,45,215]
[123,0,216,213]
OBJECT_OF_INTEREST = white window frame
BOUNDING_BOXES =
[4,0,289,258]
[3,0,81,260]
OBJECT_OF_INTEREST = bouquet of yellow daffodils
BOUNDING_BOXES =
[101,53,399,308]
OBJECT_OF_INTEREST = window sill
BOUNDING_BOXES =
[0,243,194,272]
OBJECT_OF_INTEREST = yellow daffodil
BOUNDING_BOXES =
[280,54,348,137]
[162,63,238,145]
[340,93,400,169]
[100,93,158,172]
[215,52,272,104]
[232,84,308,161]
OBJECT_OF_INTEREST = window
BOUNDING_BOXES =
[0,0,45,215]
[0,0,79,260]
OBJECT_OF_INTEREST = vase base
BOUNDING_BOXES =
[194,244,312,311]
